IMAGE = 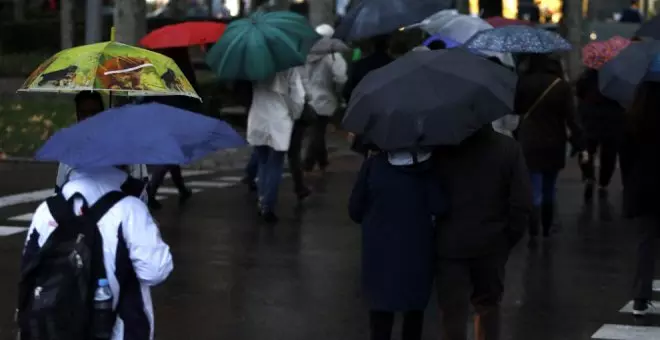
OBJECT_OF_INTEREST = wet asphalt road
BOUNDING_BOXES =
[0,156,657,340]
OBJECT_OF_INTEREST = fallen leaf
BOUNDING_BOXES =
[21,128,27,133]
[6,126,14,133]
[11,104,23,111]
[43,119,53,128]
[28,115,44,123]
[40,129,50,141]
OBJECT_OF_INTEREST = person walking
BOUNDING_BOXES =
[349,149,445,340]
[625,79,660,315]
[434,125,532,340]
[575,68,626,201]
[514,54,586,237]
[302,24,348,174]
[247,67,306,222]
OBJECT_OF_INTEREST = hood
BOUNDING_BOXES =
[307,53,326,63]
[315,24,334,37]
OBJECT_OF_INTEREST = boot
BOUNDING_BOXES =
[529,206,541,237]
[541,201,555,237]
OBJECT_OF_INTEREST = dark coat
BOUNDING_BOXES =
[575,69,625,141]
[515,73,585,172]
[624,120,660,217]
[434,127,533,258]
[348,153,445,311]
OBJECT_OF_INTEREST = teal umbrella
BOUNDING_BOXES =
[206,11,320,81]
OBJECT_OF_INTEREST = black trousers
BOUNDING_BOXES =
[369,310,424,340]
[148,165,187,197]
[436,254,507,340]
[633,217,660,301]
[580,137,619,187]
[303,115,330,171]
[287,120,307,194]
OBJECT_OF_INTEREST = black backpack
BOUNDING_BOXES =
[17,191,127,340]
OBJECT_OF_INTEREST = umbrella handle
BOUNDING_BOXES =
[111,26,116,42]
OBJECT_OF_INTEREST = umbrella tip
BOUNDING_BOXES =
[111,26,116,42]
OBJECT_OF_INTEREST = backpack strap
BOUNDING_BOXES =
[85,191,128,224]
[522,78,561,120]
[46,192,79,226]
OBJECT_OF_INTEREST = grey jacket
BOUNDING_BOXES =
[434,127,533,258]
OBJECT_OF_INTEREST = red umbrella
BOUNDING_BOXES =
[582,36,631,69]
[486,16,533,27]
[140,22,227,49]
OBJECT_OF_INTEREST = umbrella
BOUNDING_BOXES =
[582,36,631,69]
[342,48,517,150]
[140,21,227,49]
[309,37,351,55]
[36,103,245,167]
[635,15,660,39]
[423,34,461,48]
[333,0,451,42]
[205,11,319,81]
[19,40,199,99]
[486,16,533,28]
[599,40,660,107]
[464,25,572,54]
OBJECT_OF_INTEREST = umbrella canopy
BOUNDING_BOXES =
[342,48,517,150]
[635,15,660,39]
[309,37,351,55]
[36,103,245,167]
[423,34,461,48]
[582,36,631,69]
[486,16,533,28]
[140,21,227,49]
[19,41,200,99]
[417,11,491,42]
[333,0,451,42]
[599,40,660,107]
[464,25,572,54]
[205,11,319,81]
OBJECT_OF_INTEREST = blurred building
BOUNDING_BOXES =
[469,0,640,23]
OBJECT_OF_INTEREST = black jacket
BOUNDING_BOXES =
[434,127,533,258]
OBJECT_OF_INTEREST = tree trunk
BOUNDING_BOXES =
[454,0,470,15]
[85,0,103,43]
[13,0,25,22]
[309,0,335,27]
[114,0,147,45]
[563,0,583,81]
[169,0,186,19]
[60,0,74,49]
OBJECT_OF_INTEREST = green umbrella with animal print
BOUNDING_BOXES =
[19,37,200,99]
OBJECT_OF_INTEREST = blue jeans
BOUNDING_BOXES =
[255,146,285,212]
[530,171,558,207]
[245,149,259,182]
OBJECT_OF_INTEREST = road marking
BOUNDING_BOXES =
[215,176,243,182]
[619,301,660,315]
[187,181,235,189]
[0,226,28,236]
[177,170,214,178]
[155,195,167,201]
[155,187,202,195]
[653,280,660,292]
[9,213,34,222]
[0,189,54,209]
[592,324,660,339]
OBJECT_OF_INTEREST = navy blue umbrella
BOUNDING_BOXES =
[464,25,572,54]
[343,48,517,150]
[36,103,245,167]
[334,0,451,42]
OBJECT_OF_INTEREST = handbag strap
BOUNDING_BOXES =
[523,78,561,119]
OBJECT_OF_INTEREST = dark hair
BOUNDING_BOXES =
[629,81,660,143]
[74,91,104,109]
[427,40,446,50]
[521,53,564,78]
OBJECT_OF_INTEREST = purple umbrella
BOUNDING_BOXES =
[423,35,461,48]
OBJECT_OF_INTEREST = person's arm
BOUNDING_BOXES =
[348,157,372,224]
[288,69,306,120]
[561,81,587,154]
[121,198,173,286]
[507,144,533,248]
[331,53,348,86]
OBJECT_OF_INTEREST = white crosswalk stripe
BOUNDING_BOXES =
[187,181,236,189]
[155,187,203,195]
[9,213,34,222]
[0,226,29,236]
[592,324,660,339]
[214,176,243,182]
[619,301,660,315]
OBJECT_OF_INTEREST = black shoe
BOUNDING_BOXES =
[179,189,192,205]
[541,202,555,237]
[633,299,654,316]
[296,187,312,201]
[242,177,257,192]
[261,211,279,224]
[148,198,162,210]
[529,207,541,237]
[584,182,594,202]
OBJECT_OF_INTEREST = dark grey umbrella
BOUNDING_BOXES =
[342,48,517,150]
[334,0,451,42]
[599,40,660,107]
[635,16,660,39]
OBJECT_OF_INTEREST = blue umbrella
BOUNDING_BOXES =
[423,34,461,48]
[334,0,451,42]
[464,25,572,54]
[36,103,245,167]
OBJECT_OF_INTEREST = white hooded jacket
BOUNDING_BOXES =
[25,167,173,340]
[304,53,347,116]
[247,68,306,151]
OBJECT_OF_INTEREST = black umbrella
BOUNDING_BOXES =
[334,0,451,42]
[599,40,660,107]
[342,48,517,151]
[635,16,660,39]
